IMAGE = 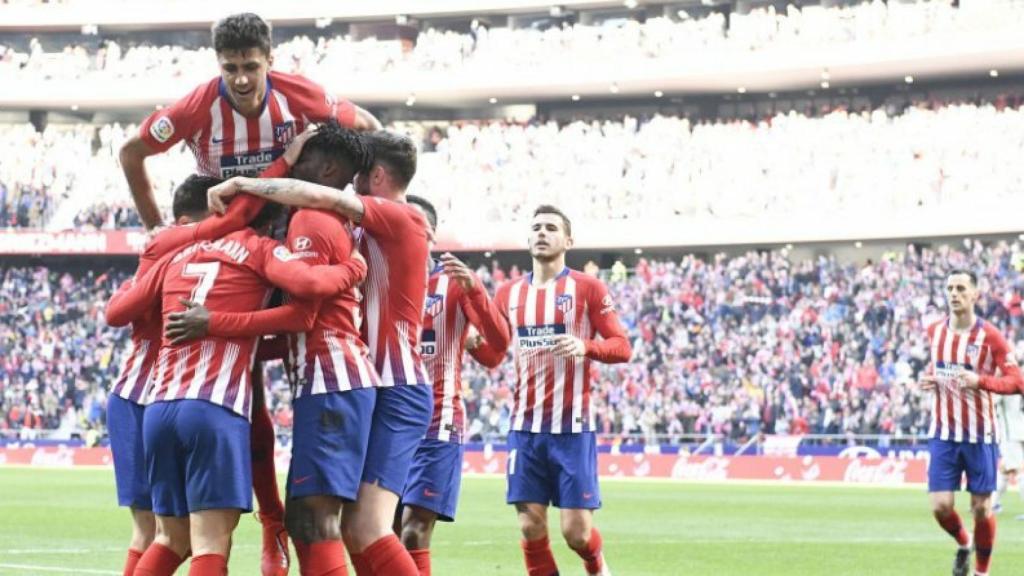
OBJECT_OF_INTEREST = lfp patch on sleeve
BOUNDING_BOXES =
[149,116,175,143]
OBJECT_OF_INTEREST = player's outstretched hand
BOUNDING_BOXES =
[551,334,586,358]
[207,177,250,214]
[917,374,939,392]
[165,298,211,345]
[440,252,475,291]
[283,126,317,167]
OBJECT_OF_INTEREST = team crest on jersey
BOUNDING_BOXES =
[150,116,174,143]
[425,294,444,317]
[274,121,296,145]
[966,344,981,366]
[556,294,574,314]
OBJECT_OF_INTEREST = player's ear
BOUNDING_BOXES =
[565,235,574,250]
[265,51,274,68]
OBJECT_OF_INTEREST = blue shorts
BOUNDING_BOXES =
[362,385,433,496]
[144,399,252,517]
[401,440,465,521]
[507,431,601,510]
[107,394,151,510]
[288,389,376,501]
[928,438,999,494]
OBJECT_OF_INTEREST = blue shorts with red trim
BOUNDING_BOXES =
[506,431,601,510]
[401,439,464,521]
[108,394,151,510]
[288,389,376,502]
[361,385,433,496]
[144,399,252,517]
[928,438,999,494]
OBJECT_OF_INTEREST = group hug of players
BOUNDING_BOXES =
[104,12,628,576]
[101,12,1024,576]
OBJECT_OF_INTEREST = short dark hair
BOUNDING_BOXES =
[533,204,572,237]
[364,131,417,189]
[407,195,437,231]
[212,13,272,56]
[300,119,372,175]
[948,268,978,286]
[172,175,222,220]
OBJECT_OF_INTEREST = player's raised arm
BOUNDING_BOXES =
[466,282,513,368]
[119,136,163,230]
[208,177,365,224]
[106,251,173,327]
[121,82,209,229]
[444,254,511,357]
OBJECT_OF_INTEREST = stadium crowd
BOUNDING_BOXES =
[3,99,1024,231]
[3,238,1022,444]
[0,0,1017,84]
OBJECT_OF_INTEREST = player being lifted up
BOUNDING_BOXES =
[106,179,367,576]
[918,269,1024,576]
[397,199,511,575]
[119,14,380,574]
[476,205,631,576]
[208,130,432,575]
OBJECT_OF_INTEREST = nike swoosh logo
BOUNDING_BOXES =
[423,488,438,498]
[211,137,226,144]
[293,475,313,485]
[583,492,593,499]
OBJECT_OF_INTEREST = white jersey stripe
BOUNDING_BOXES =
[184,341,215,399]
[231,110,247,156]
[510,281,528,431]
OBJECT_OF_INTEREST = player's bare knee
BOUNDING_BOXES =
[560,520,590,550]
[131,509,156,549]
[516,508,548,540]
[400,510,435,549]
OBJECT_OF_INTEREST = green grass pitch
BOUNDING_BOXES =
[1,468,1023,575]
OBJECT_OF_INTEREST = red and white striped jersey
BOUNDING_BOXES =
[140,71,356,178]
[355,197,431,387]
[494,268,631,435]
[285,208,381,397]
[422,264,509,443]
[106,228,365,419]
[928,318,1015,444]
[109,159,292,404]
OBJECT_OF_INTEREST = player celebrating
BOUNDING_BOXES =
[108,150,295,576]
[478,205,631,576]
[165,122,382,576]
[397,200,511,575]
[118,14,380,573]
[208,130,432,575]
[918,269,1024,576]
[106,182,367,576]
[994,394,1024,518]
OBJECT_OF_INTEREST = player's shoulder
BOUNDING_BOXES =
[568,268,609,292]
[172,76,221,111]
[292,207,346,229]
[269,70,327,101]
[980,319,1011,344]
[925,318,945,336]
[144,223,197,259]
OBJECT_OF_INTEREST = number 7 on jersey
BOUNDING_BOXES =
[182,262,221,305]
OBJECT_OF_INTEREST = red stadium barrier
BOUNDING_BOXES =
[0,445,928,486]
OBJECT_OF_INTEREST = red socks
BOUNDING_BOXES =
[362,535,419,576]
[409,549,431,576]
[251,386,284,521]
[975,515,996,574]
[134,543,185,576]
[122,548,143,576]
[188,553,227,575]
[521,536,559,576]
[303,540,349,576]
[294,540,311,576]
[935,509,970,547]
[570,528,604,574]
